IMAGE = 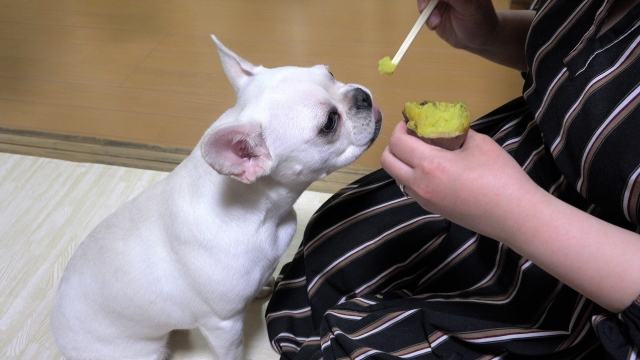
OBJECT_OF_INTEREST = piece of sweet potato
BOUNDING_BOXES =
[402,101,470,150]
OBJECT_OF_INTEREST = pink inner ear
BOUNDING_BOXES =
[232,138,258,160]
[202,123,272,184]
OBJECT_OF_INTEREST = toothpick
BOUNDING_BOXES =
[391,0,439,65]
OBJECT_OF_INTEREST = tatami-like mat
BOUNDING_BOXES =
[0,152,331,359]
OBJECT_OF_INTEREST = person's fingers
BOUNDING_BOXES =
[426,9,438,29]
[417,0,428,11]
[381,142,417,187]
[381,146,415,198]
[418,0,444,29]
[382,121,444,196]
[387,121,447,169]
[381,145,412,179]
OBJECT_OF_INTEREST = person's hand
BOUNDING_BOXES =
[417,0,499,52]
[380,121,537,237]
[416,0,533,71]
[382,121,640,312]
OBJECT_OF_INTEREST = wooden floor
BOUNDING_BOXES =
[0,0,525,191]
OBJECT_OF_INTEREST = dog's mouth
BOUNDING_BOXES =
[370,105,383,146]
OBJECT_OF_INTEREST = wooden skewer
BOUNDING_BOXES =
[391,0,439,65]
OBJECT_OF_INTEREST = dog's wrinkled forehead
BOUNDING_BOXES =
[249,65,340,95]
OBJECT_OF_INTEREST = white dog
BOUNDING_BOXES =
[50,35,382,360]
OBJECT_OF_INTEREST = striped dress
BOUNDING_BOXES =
[265,0,640,358]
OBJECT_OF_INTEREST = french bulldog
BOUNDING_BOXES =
[50,35,382,360]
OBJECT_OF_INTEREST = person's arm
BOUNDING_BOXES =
[381,122,640,313]
[419,0,534,71]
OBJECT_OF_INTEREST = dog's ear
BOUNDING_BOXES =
[211,34,257,95]
[201,122,273,184]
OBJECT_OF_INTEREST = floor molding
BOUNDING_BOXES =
[0,127,374,193]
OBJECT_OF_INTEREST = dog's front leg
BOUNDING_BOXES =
[198,315,245,360]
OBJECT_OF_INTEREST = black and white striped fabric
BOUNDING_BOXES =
[265,0,640,358]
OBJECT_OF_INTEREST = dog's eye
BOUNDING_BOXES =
[322,111,340,133]
[329,71,334,78]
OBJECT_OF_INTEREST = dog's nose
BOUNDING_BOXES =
[353,88,372,110]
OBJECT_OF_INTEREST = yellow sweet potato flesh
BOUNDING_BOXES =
[378,56,397,75]
[403,101,470,138]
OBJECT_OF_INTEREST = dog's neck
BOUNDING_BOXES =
[226,175,306,213]
[182,151,308,219]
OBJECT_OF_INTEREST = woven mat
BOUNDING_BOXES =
[0,152,331,359]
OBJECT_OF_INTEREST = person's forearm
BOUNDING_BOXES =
[465,10,534,72]
[485,182,640,313]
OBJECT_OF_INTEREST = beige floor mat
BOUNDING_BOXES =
[0,152,331,359]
